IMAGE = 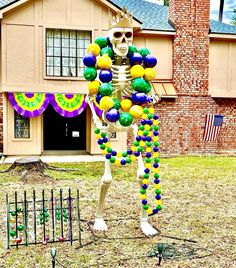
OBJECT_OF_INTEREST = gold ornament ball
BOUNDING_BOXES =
[99,96,114,110]
[120,99,133,112]
[130,65,145,78]
[130,105,144,119]
[87,43,101,56]
[144,68,156,81]
[97,55,112,69]
[88,80,100,95]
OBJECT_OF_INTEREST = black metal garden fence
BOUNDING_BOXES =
[6,188,82,249]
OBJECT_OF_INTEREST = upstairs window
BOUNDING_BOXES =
[46,29,91,77]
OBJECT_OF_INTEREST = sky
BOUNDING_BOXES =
[146,0,236,25]
[210,0,235,25]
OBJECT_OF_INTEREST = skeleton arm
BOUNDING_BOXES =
[86,95,104,130]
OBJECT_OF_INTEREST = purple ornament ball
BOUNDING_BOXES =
[83,53,96,67]
[105,108,120,122]
[132,92,147,105]
[129,52,143,66]
[99,69,113,83]
[144,55,157,68]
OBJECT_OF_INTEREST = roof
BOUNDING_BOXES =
[210,19,236,35]
[0,0,236,35]
[109,0,175,31]
[109,0,236,35]
[0,0,17,10]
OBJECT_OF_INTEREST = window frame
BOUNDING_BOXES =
[44,26,93,80]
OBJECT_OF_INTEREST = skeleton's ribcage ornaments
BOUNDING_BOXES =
[83,36,163,216]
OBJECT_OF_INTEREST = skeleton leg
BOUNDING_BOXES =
[93,159,112,231]
[137,151,158,236]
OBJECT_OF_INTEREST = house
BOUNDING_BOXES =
[0,0,235,156]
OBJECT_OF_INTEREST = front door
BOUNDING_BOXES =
[43,105,86,150]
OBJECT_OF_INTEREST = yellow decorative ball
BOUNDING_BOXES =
[130,65,145,78]
[147,207,153,214]
[140,141,145,147]
[148,107,155,114]
[87,43,101,56]
[129,105,144,119]
[120,99,133,112]
[130,155,136,161]
[88,80,100,95]
[97,55,112,69]
[142,114,148,120]
[144,68,156,81]
[117,152,122,158]
[99,96,114,110]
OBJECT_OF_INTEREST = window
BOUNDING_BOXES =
[14,111,30,138]
[46,29,91,77]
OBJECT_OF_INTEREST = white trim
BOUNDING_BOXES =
[210,33,236,40]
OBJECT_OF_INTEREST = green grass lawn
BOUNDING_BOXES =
[0,156,235,267]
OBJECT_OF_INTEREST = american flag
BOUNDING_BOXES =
[203,114,224,141]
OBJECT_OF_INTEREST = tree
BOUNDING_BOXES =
[232,8,236,26]
[164,0,169,6]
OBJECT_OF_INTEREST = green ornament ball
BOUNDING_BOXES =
[155,189,161,195]
[128,45,138,56]
[84,67,97,81]
[144,81,152,94]
[100,144,106,150]
[143,204,149,210]
[131,78,147,92]
[95,36,108,48]
[10,230,16,237]
[94,128,100,134]
[122,152,128,157]
[99,83,113,96]
[17,225,24,231]
[126,157,132,164]
[139,47,150,57]
[110,157,116,163]
[140,189,146,194]
[107,147,112,153]
[119,112,133,127]
[156,205,163,211]
[138,146,143,152]
[113,98,121,110]
[100,46,114,58]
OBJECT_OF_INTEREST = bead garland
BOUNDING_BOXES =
[95,107,162,216]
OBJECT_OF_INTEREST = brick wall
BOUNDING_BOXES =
[169,0,210,96]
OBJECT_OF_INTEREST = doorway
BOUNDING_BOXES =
[43,105,86,151]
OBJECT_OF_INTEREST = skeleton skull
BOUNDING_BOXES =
[108,27,133,57]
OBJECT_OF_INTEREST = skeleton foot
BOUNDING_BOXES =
[140,219,158,236]
[93,218,108,231]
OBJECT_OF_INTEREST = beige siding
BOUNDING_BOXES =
[133,36,173,80]
[1,0,140,155]
[209,40,236,97]
[4,94,42,155]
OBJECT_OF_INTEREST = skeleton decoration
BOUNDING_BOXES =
[84,7,162,236]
